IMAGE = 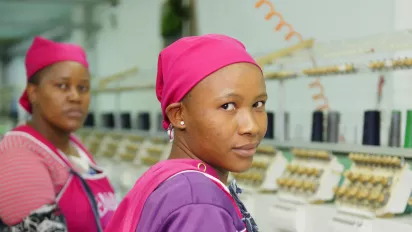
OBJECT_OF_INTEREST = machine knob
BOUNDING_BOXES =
[297,166,306,175]
[285,178,294,187]
[350,172,360,182]
[356,189,369,200]
[406,58,412,66]
[380,177,389,186]
[377,194,385,203]
[371,156,380,164]
[276,178,286,186]
[360,173,372,182]
[295,179,304,188]
[287,164,296,172]
[303,181,312,190]
[337,186,347,196]
[391,157,401,166]
[347,187,358,197]
[382,157,392,165]
[369,191,380,201]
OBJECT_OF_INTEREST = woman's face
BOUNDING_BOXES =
[180,63,267,173]
[27,61,91,132]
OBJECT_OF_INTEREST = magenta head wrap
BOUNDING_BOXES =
[19,36,89,114]
[156,34,261,130]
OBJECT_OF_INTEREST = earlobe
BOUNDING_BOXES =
[165,102,186,129]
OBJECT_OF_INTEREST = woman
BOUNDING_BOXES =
[105,34,267,232]
[0,37,117,232]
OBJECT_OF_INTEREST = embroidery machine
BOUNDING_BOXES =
[230,144,288,232]
[327,152,412,232]
[231,144,287,193]
[269,148,343,232]
[276,148,343,204]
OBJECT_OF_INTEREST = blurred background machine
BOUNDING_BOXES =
[2,0,412,231]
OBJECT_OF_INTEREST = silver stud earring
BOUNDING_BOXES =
[180,121,185,126]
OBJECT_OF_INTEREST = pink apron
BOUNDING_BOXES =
[13,125,116,232]
[104,159,244,232]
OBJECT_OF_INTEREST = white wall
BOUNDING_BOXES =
[91,0,163,130]
[4,0,412,144]
[196,0,397,144]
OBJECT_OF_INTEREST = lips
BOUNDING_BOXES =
[65,109,84,118]
[232,142,259,157]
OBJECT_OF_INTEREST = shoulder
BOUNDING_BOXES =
[138,171,244,231]
[0,131,66,165]
[0,131,69,188]
[148,171,233,208]
[0,131,47,155]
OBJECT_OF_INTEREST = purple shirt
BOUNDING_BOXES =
[136,172,246,232]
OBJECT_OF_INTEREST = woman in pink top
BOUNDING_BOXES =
[0,37,117,232]
[105,34,267,231]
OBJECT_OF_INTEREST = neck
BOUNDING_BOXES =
[29,113,71,153]
[168,136,229,184]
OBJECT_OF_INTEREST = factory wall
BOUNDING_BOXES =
[4,0,411,143]
[194,0,396,144]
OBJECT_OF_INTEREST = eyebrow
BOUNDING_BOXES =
[217,92,268,100]
[53,76,90,82]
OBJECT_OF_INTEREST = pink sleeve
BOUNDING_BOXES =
[0,147,56,225]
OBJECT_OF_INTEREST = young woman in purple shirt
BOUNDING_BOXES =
[106,34,267,232]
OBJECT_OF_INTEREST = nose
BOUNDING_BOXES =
[67,86,81,102]
[237,109,260,136]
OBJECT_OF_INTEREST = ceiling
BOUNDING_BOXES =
[0,0,112,54]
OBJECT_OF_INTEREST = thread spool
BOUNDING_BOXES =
[404,110,412,148]
[327,111,340,143]
[120,112,132,129]
[362,110,380,146]
[157,112,164,132]
[137,112,151,131]
[84,112,95,127]
[284,112,290,141]
[265,112,275,139]
[388,111,401,147]
[102,113,115,129]
[311,111,324,142]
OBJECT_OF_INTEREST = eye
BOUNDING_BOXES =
[56,83,68,90]
[253,101,266,108]
[221,103,236,111]
[78,85,89,92]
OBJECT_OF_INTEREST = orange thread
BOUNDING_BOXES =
[255,0,303,42]
[255,0,329,111]
[308,79,329,111]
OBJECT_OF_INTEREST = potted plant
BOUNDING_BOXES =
[161,0,191,47]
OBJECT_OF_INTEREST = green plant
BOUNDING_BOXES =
[161,0,190,38]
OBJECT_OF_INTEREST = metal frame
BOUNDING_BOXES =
[270,140,412,158]
[0,0,112,57]
[0,0,112,5]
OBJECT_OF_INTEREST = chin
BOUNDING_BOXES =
[60,121,83,133]
[228,156,254,173]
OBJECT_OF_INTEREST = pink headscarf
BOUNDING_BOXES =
[156,34,261,130]
[19,36,89,114]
